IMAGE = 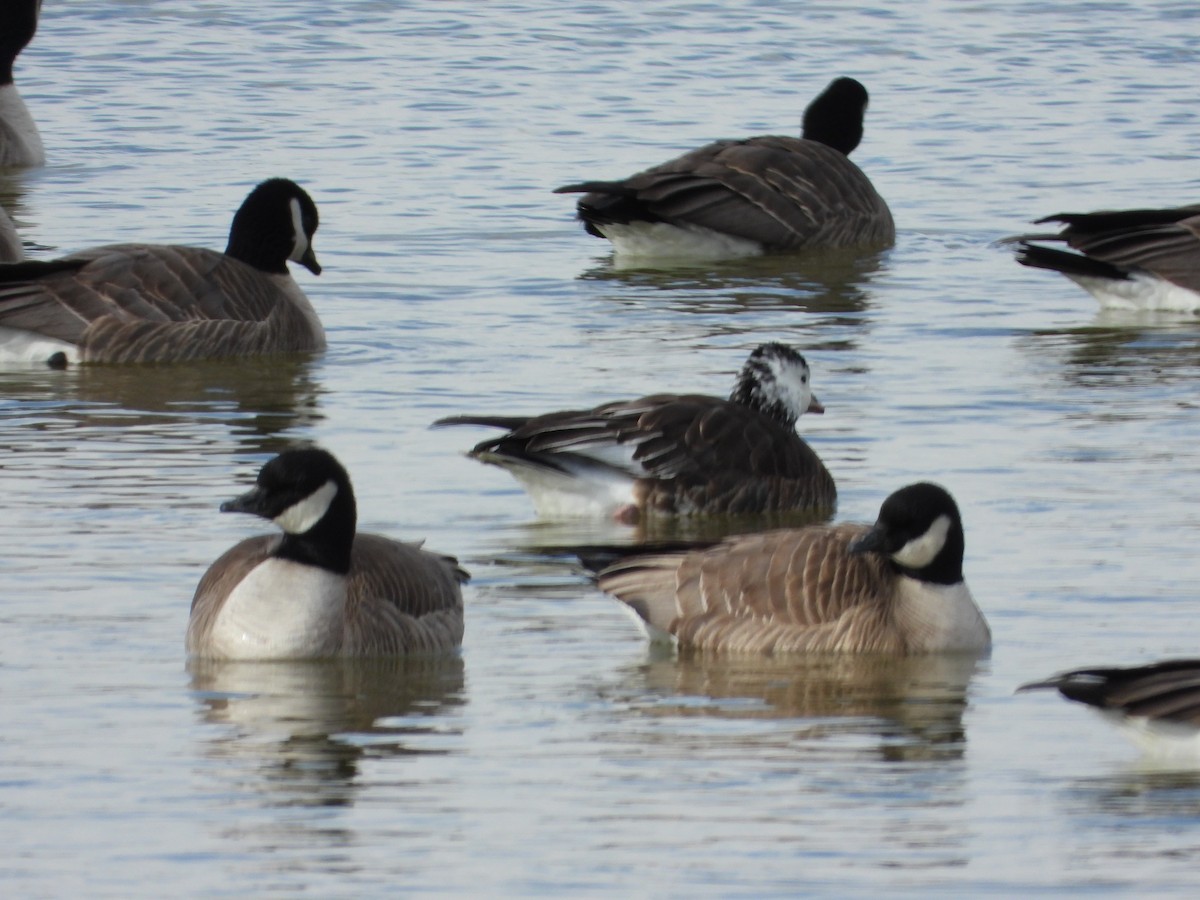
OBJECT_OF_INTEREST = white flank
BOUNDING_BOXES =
[1069,271,1200,312]
[0,84,45,167]
[893,577,991,652]
[1100,711,1200,763]
[273,479,337,533]
[504,463,638,519]
[891,514,951,570]
[207,558,345,660]
[0,327,80,367]
[598,221,764,262]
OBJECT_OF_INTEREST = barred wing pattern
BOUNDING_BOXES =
[561,136,894,250]
[599,524,908,654]
[0,244,324,362]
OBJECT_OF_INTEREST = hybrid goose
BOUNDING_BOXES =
[1019,659,1200,759]
[1009,204,1200,311]
[0,0,45,168]
[0,178,324,366]
[434,343,835,522]
[554,77,894,261]
[596,482,990,654]
[186,448,467,660]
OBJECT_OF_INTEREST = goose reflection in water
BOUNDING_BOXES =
[188,656,466,808]
[611,652,984,764]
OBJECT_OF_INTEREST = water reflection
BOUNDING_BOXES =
[578,246,887,319]
[0,355,325,456]
[1019,318,1200,388]
[618,652,983,763]
[188,655,467,809]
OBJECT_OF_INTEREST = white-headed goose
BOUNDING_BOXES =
[186,448,467,660]
[597,482,990,654]
[0,178,324,366]
[554,77,894,261]
[1009,205,1200,311]
[434,343,835,522]
[0,0,44,168]
[1019,660,1200,759]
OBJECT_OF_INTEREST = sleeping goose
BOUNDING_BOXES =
[0,0,45,168]
[0,177,323,366]
[1008,204,1200,311]
[554,76,894,261]
[596,482,990,654]
[434,343,835,522]
[1019,659,1200,758]
[186,448,467,660]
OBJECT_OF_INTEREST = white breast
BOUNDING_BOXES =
[207,558,345,660]
[893,577,991,652]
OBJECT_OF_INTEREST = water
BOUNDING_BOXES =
[4,1,1200,895]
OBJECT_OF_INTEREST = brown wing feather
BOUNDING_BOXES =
[599,524,902,654]
[0,244,323,361]
[593,136,894,250]
[342,534,467,655]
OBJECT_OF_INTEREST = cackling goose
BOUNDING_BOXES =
[434,343,835,522]
[0,178,324,366]
[1019,659,1200,758]
[186,448,467,660]
[1008,205,1200,311]
[0,0,44,168]
[554,77,894,261]
[596,482,990,654]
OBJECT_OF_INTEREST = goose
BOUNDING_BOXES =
[434,343,835,522]
[1008,204,1200,311]
[0,204,21,262]
[554,77,894,261]
[1019,659,1200,758]
[186,448,467,660]
[0,0,45,168]
[596,482,990,654]
[0,177,324,367]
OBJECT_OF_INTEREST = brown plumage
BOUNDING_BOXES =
[435,343,834,521]
[555,77,894,256]
[598,482,990,655]
[0,178,324,365]
[185,449,467,660]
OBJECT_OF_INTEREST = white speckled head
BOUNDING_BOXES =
[730,343,823,427]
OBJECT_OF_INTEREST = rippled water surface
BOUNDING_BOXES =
[5,2,1200,895]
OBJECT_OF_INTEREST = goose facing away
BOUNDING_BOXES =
[1008,205,1200,311]
[0,0,45,168]
[434,343,835,522]
[0,178,324,367]
[186,448,467,660]
[1019,660,1200,758]
[597,482,990,655]
[554,77,894,261]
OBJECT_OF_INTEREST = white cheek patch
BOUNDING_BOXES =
[766,356,813,421]
[288,197,309,263]
[273,479,337,534]
[891,513,951,570]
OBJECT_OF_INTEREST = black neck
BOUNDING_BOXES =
[272,493,356,574]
